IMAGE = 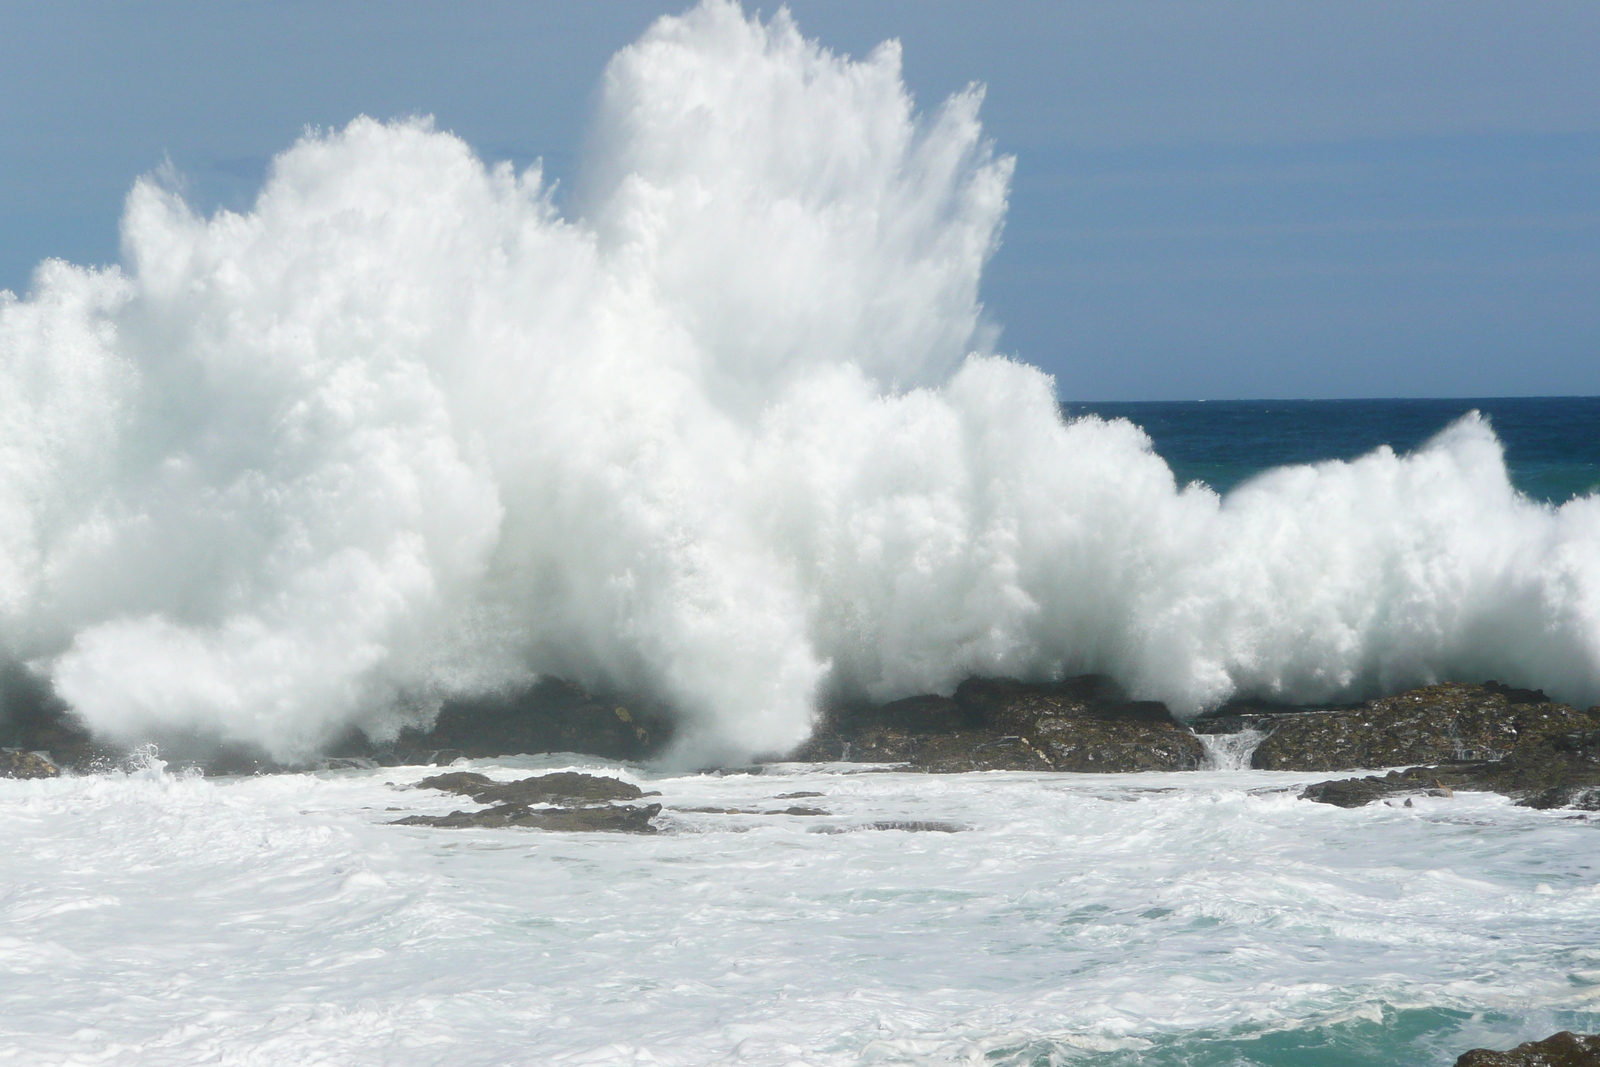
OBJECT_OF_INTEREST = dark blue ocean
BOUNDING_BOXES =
[1062,397,1600,504]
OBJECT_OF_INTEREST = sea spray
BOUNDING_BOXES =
[1,0,1598,765]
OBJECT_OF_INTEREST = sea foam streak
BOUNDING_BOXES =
[1,0,1598,764]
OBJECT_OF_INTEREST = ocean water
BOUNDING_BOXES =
[1063,398,1600,505]
[4,756,1599,1066]
[4,4,1600,1062]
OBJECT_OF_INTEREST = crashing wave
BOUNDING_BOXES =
[2,0,1597,764]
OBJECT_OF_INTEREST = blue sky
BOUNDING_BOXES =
[2,1,1596,399]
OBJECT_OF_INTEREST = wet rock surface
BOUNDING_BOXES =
[789,676,1600,807]
[396,770,662,832]
[1300,767,1465,808]
[0,662,117,771]
[791,676,1205,773]
[417,770,650,805]
[330,678,673,767]
[7,668,673,776]
[1,748,60,779]
[1251,682,1598,772]
[8,655,1599,814]
[1301,728,1600,809]
[1455,1031,1600,1066]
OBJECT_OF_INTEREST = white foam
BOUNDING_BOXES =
[0,762,1595,1064]
[1,0,1597,763]
[1197,727,1269,771]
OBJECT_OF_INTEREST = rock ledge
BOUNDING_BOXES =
[1455,1030,1600,1066]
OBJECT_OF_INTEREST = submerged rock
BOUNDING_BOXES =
[1455,1030,1600,1066]
[1252,682,1597,772]
[398,770,661,832]
[791,676,1204,773]
[1,748,60,779]
[393,802,662,833]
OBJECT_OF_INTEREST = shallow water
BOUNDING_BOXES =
[3,757,1597,1065]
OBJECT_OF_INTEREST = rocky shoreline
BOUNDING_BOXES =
[4,670,1599,812]
[790,676,1600,811]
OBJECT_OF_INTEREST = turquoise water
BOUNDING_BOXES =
[1062,397,1600,504]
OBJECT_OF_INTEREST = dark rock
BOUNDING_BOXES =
[391,678,672,763]
[401,770,660,831]
[1455,1030,1600,1066]
[1482,680,1554,705]
[789,692,1048,771]
[1467,736,1600,809]
[393,802,661,833]
[417,770,647,805]
[477,771,647,805]
[1191,711,1279,736]
[1252,683,1600,772]
[5,673,671,776]
[790,676,1204,773]
[1,748,60,779]
[416,771,494,793]
[1301,728,1600,809]
[0,661,116,771]
[1300,767,1445,808]
[315,757,377,771]
[963,677,1204,772]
